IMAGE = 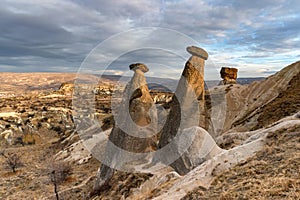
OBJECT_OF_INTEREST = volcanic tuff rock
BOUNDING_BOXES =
[171,126,224,173]
[0,73,77,97]
[219,67,238,85]
[59,82,116,96]
[210,61,300,135]
[149,130,266,200]
[93,63,158,193]
[58,82,74,96]
[186,46,208,60]
[157,46,210,175]
[129,115,300,199]
[1,60,300,199]
[129,63,149,73]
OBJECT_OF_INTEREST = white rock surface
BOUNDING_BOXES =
[127,113,300,200]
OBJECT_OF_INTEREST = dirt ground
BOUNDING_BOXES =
[0,94,153,200]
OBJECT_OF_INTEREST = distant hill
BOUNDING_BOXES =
[102,74,265,92]
[205,77,265,89]
[0,73,77,97]
[236,77,265,85]
[0,72,266,97]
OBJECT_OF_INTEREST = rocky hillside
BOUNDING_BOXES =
[207,61,300,135]
[0,73,76,97]
[0,61,299,199]
[183,121,300,200]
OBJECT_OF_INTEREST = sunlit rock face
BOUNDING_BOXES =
[157,46,210,175]
[219,67,238,85]
[93,63,158,192]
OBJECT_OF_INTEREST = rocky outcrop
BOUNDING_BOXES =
[58,82,116,96]
[129,121,292,200]
[151,92,173,104]
[93,63,158,193]
[151,134,266,200]
[215,111,300,149]
[58,82,74,96]
[0,129,14,145]
[221,61,300,133]
[219,67,238,85]
[157,46,209,175]
[252,69,300,129]
[173,127,224,173]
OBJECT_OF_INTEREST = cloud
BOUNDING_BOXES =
[0,0,299,79]
[257,68,279,75]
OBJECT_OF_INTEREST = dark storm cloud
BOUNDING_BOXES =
[0,11,67,52]
[0,0,164,72]
[0,2,102,70]
[0,0,299,78]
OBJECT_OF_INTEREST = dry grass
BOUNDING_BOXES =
[182,125,300,200]
[0,93,152,200]
[0,94,99,199]
[253,72,300,130]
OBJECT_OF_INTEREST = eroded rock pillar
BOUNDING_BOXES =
[93,63,157,193]
[157,46,209,174]
[219,67,238,85]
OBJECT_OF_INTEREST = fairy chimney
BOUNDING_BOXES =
[157,46,209,174]
[93,63,158,192]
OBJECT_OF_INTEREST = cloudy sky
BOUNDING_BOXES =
[1,0,300,80]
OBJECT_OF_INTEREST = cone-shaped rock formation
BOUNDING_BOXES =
[93,63,157,193]
[157,46,210,174]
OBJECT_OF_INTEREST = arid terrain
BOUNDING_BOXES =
[0,61,299,200]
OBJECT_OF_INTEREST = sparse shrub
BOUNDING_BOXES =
[41,116,48,122]
[37,122,42,129]
[23,133,36,145]
[52,126,63,134]
[19,109,26,113]
[24,119,30,124]
[101,115,115,131]
[13,137,24,146]
[27,113,35,118]
[42,106,48,111]
[1,151,23,173]
[48,160,72,183]
[47,160,72,200]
